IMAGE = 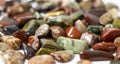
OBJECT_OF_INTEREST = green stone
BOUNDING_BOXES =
[70,11,83,21]
[47,15,73,27]
[36,20,47,25]
[57,37,88,54]
[87,25,103,34]
[36,40,64,55]
[113,18,120,29]
[22,20,39,35]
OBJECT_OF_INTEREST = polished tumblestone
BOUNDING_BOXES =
[57,37,88,53]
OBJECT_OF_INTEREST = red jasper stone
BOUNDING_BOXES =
[28,36,40,51]
[92,42,117,52]
[14,12,35,26]
[101,28,120,42]
[12,30,27,42]
[65,26,82,39]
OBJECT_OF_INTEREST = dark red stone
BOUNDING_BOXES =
[101,28,120,42]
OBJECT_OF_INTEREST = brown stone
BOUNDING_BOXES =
[101,28,120,42]
[80,50,114,61]
[65,26,81,39]
[28,55,55,64]
[12,30,27,42]
[50,26,65,39]
[92,42,117,52]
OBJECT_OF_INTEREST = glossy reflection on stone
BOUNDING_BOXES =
[80,50,114,61]
[28,36,40,51]
[92,42,117,52]
[87,25,103,34]
[101,28,120,42]
[65,26,82,39]
[22,20,40,36]
[3,25,19,35]
[80,32,99,47]
[36,40,64,55]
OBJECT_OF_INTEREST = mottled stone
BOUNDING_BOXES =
[57,37,88,53]
[28,55,55,64]
[36,40,64,55]
[51,50,74,63]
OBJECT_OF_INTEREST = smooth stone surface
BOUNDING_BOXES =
[36,40,64,55]
[51,50,74,63]
[70,11,83,21]
[80,32,99,47]
[101,28,120,42]
[50,26,65,39]
[22,20,39,36]
[45,11,64,17]
[99,12,113,25]
[28,55,55,64]
[87,25,103,34]
[65,26,81,39]
[28,36,40,51]
[35,24,49,37]
[80,50,114,61]
[92,42,117,52]
[57,37,88,54]
[3,25,19,35]
[75,20,87,33]
[84,13,100,25]
[14,12,35,26]
[47,15,73,27]
[12,30,27,42]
